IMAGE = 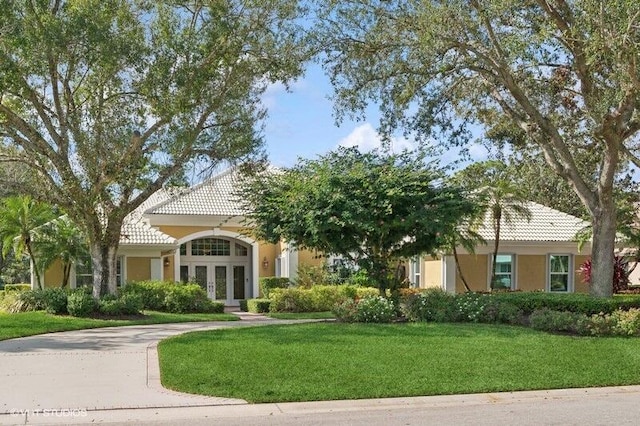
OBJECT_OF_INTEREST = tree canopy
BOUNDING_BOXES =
[241,148,477,293]
[314,0,640,297]
[0,0,308,296]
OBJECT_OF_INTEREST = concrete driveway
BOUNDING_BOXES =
[0,317,290,415]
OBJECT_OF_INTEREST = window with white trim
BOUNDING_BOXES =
[492,254,514,290]
[549,254,571,292]
[75,255,93,288]
[410,257,421,288]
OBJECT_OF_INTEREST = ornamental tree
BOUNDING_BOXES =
[314,0,640,297]
[241,147,478,294]
[0,1,308,296]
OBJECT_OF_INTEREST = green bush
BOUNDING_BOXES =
[163,284,211,313]
[247,298,271,313]
[67,290,97,317]
[120,281,168,311]
[4,283,31,292]
[490,292,640,315]
[206,300,225,313]
[238,299,248,312]
[269,288,315,312]
[97,293,144,316]
[403,288,456,322]
[309,285,349,311]
[355,296,396,323]
[355,286,381,299]
[586,309,640,336]
[529,309,590,335]
[259,277,290,298]
[2,290,45,313]
[0,290,4,300]
[333,299,359,322]
[41,288,68,314]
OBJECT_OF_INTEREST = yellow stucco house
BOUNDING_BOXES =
[41,168,594,300]
[41,168,322,305]
[408,202,593,294]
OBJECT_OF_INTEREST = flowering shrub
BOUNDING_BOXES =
[333,296,396,323]
[587,308,640,336]
[356,296,396,323]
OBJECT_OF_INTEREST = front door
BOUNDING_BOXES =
[191,263,248,305]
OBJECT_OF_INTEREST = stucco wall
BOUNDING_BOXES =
[127,257,151,282]
[422,257,442,288]
[297,250,325,269]
[157,225,249,240]
[258,243,278,277]
[456,254,489,292]
[43,259,65,288]
[517,255,546,291]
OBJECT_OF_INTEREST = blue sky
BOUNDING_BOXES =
[260,63,490,169]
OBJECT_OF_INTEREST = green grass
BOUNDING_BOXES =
[267,311,335,320]
[159,322,640,403]
[0,311,238,341]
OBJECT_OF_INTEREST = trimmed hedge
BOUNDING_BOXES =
[489,292,640,315]
[247,299,271,313]
[238,299,248,312]
[4,284,31,292]
[120,280,223,313]
[259,277,290,298]
[268,285,381,313]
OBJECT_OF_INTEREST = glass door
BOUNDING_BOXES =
[214,265,227,301]
[233,265,246,301]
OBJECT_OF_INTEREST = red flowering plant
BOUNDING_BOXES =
[579,256,630,294]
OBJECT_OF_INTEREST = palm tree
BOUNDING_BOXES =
[0,196,55,289]
[478,181,531,290]
[446,225,486,292]
[34,217,89,288]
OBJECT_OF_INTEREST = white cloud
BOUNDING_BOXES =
[261,78,308,110]
[337,123,416,152]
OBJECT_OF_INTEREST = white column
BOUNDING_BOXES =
[443,255,457,293]
[288,249,299,281]
[150,258,162,280]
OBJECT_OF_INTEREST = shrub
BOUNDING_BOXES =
[2,290,45,313]
[403,288,456,322]
[309,285,349,311]
[579,256,630,293]
[163,284,211,313]
[269,288,315,312]
[355,286,382,299]
[294,263,336,288]
[355,296,396,323]
[0,290,4,300]
[529,309,590,335]
[98,296,124,316]
[120,281,168,311]
[4,283,31,292]
[333,299,359,322]
[238,299,248,312]
[41,288,68,314]
[247,298,271,313]
[489,292,640,315]
[345,269,373,287]
[585,309,640,336]
[259,277,290,298]
[67,290,97,317]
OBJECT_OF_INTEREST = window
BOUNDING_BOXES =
[411,257,421,288]
[492,254,514,290]
[235,243,248,256]
[191,238,230,256]
[180,244,187,255]
[549,255,571,292]
[75,255,93,288]
[180,265,189,283]
[76,256,123,287]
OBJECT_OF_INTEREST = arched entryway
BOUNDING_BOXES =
[173,230,258,305]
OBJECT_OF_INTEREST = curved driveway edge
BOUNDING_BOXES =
[0,318,307,415]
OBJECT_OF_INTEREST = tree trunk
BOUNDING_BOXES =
[589,205,616,298]
[89,241,118,298]
[490,209,502,290]
[25,242,42,290]
[452,245,472,292]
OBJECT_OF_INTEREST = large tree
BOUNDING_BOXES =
[241,147,477,294]
[315,0,640,297]
[0,1,307,297]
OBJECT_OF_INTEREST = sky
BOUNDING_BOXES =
[259,63,490,169]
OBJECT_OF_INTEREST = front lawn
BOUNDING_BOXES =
[0,311,237,341]
[158,322,640,403]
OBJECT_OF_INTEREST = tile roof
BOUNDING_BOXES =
[476,201,589,242]
[119,217,176,246]
[144,168,246,216]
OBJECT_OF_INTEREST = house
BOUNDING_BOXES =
[41,168,323,305]
[407,202,593,293]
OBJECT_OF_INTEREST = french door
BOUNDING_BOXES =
[192,263,248,305]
